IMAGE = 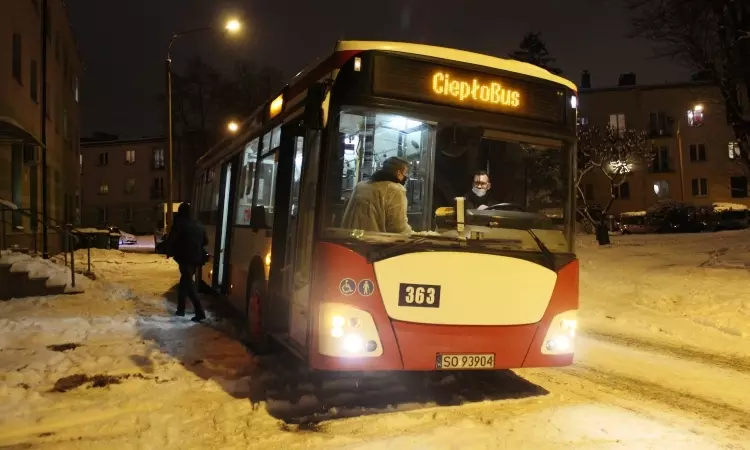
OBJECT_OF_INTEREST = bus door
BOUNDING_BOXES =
[213,156,238,292]
[286,129,321,349]
[266,121,321,349]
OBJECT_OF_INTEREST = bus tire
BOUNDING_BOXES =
[246,278,272,355]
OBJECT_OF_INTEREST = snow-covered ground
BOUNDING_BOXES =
[1,233,750,449]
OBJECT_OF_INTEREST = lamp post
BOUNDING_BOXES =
[676,103,705,202]
[165,18,242,232]
[41,0,49,258]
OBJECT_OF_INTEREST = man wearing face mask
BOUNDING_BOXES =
[464,170,496,210]
[341,156,413,234]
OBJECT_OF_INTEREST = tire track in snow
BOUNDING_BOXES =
[552,333,750,434]
[565,364,750,432]
[583,329,750,375]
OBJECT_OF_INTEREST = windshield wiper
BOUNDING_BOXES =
[365,237,450,263]
[526,229,556,268]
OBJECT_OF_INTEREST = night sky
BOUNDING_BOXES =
[67,0,690,139]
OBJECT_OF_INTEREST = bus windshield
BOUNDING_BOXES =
[322,107,573,254]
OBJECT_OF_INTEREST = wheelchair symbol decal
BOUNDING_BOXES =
[339,278,356,296]
[358,279,374,297]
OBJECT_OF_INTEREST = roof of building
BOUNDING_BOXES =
[580,80,714,94]
[80,136,165,148]
[336,41,577,91]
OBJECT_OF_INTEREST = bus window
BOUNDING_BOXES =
[291,137,304,215]
[323,109,572,253]
[328,109,436,231]
[235,138,259,225]
[200,168,215,224]
[256,151,279,228]
[263,126,281,153]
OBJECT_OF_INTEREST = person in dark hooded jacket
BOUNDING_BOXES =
[165,203,208,322]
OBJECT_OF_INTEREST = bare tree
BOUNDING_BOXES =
[577,125,653,244]
[156,57,283,201]
[626,0,750,167]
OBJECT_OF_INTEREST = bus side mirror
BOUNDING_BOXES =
[304,82,327,130]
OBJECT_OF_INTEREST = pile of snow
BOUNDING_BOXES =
[711,202,748,212]
[620,210,647,217]
[72,227,110,234]
[0,252,90,293]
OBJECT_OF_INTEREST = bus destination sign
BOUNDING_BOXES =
[371,55,565,123]
[431,71,521,109]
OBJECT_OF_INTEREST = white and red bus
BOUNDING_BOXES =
[194,41,579,371]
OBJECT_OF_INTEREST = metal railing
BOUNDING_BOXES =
[1,203,86,289]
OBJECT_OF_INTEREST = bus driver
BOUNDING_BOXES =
[340,156,414,234]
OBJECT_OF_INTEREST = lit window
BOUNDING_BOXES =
[125,149,136,164]
[687,105,704,127]
[653,180,670,198]
[99,183,109,195]
[609,113,626,133]
[124,179,135,194]
[728,141,740,159]
[152,148,165,169]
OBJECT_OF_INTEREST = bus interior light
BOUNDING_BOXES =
[354,57,362,72]
[570,95,578,109]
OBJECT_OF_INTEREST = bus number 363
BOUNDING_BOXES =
[404,286,436,304]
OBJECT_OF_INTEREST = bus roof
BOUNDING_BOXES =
[335,41,577,92]
[197,40,577,168]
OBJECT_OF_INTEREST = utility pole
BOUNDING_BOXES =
[41,0,49,258]
[166,55,174,231]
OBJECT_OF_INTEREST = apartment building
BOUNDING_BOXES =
[0,0,82,252]
[578,71,750,216]
[80,136,178,233]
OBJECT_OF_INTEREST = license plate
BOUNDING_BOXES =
[436,353,495,370]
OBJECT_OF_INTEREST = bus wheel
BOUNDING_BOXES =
[246,279,272,354]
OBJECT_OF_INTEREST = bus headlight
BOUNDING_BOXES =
[541,310,577,355]
[319,303,383,358]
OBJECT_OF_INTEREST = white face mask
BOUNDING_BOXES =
[472,187,487,197]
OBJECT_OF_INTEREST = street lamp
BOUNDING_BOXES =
[227,121,240,134]
[225,19,242,33]
[676,103,706,201]
[165,17,242,231]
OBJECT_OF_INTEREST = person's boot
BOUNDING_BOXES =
[175,310,185,317]
[191,314,205,322]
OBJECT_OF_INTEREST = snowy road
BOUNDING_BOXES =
[1,235,750,449]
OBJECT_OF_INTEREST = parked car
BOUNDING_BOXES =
[118,231,137,245]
